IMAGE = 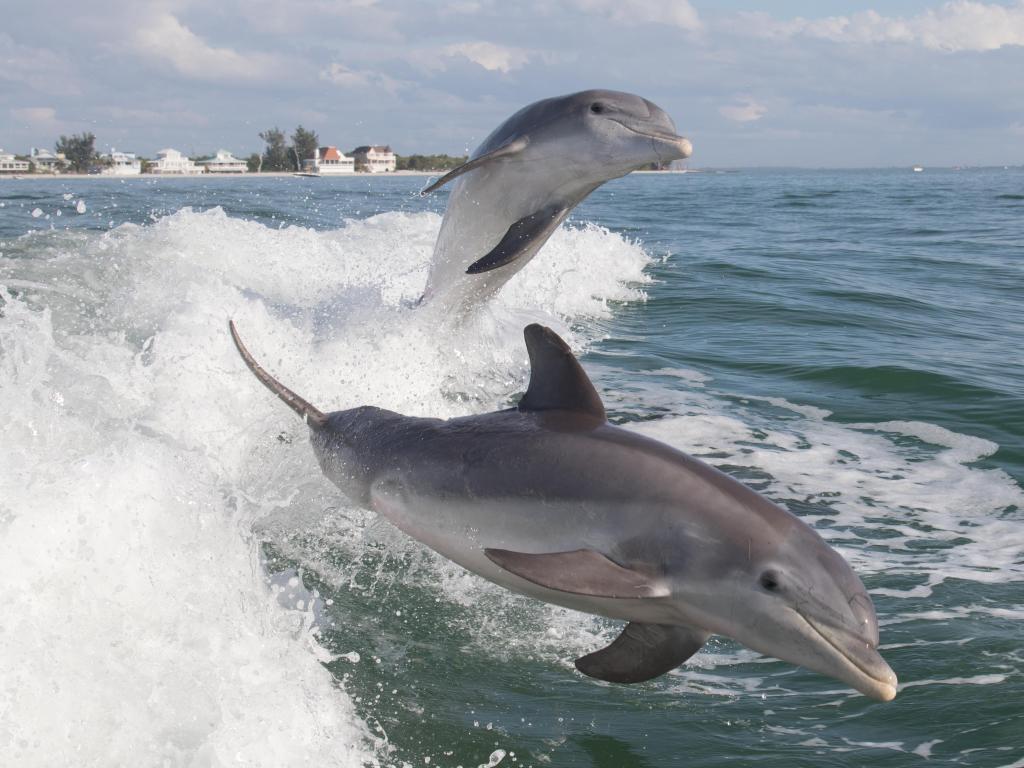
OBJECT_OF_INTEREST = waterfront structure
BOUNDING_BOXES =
[29,148,66,173]
[101,150,142,176]
[148,148,202,175]
[199,149,247,174]
[303,146,355,175]
[350,145,396,173]
[0,150,30,173]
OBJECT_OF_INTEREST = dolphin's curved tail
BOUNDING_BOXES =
[228,320,327,429]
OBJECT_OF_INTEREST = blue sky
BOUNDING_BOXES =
[2,0,1023,166]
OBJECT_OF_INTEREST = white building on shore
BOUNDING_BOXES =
[351,145,396,173]
[199,149,247,174]
[29,148,66,173]
[0,150,30,173]
[148,148,202,175]
[303,146,354,175]
[101,150,141,176]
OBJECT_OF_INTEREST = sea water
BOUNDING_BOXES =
[1,169,1021,767]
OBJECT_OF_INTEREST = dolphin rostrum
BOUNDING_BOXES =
[418,90,693,317]
[230,321,897,701]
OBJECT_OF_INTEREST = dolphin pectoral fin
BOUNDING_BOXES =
[465,204,569,274]
[484,548,667,598]
[574,623,708,684]
[420,136,529,195]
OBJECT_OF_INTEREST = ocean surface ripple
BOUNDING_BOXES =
[1,169,1022,767]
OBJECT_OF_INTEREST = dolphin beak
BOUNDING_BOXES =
[799,611,898,701]
[651,134,692,163]
[608,117,693,161]
[647,131,693,160]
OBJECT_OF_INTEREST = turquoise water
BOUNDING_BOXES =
[1,170,1022,766]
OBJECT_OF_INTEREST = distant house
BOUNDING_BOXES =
[303,146,354,175]
[0,150,30,174]
[29,148,66,173]
[100,150,141,176]
[350,145,396,173]
[148,148,202,175]
[198,149,247,174]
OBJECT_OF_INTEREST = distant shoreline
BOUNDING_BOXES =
[0,170,440,181]
[6,167,1011,182]
[0,169,708,182]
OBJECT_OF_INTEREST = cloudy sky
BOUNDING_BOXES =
[3,0,1023,166]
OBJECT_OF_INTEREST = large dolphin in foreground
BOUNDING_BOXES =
[229,321,897,701]
[418,90,693,317]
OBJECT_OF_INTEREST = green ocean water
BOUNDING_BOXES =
[1,169,1022,766]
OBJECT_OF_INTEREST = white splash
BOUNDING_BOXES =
[0,206,652,765]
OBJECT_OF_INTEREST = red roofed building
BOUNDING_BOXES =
[303,146,355,175]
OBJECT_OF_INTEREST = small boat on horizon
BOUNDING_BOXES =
[912,165,924,172]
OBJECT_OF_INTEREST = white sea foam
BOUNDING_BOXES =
[629,391,1024,590]
[5,202,1021,763]
[912,739,942,759]
[199,196,1021,707]
[0,290,376,765]
[899,674,1008,688]
[0,207,652,765]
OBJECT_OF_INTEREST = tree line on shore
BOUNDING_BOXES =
[16,128,467,173]
[255,126,466,172]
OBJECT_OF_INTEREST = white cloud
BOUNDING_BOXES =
[719,98,767,123]
[736,1,1024,52]
[9,106,65,142]
[441,1,483,14]
[131,13,282,81]
[569,0,701,31]
[235,0,403,42]
[101,106,208,127]
[11,106,59,125]
[320,63,374,88]
[0,35,81,95]
[441,41,531,72]
[319,62,404,94]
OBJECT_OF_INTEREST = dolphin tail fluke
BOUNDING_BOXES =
[228,320,327,429]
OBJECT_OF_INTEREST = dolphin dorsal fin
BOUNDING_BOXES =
[518,325,606,420]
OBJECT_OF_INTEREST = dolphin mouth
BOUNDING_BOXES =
[796,610,898,702]
[610,119,693,158]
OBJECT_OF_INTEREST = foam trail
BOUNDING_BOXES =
[10,201,1018,763]
[0,292,376,765]
[625,385,1024,589]
[0,206,652,764]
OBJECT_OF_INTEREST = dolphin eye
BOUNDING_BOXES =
[759,570,781,592]
[590,103,606,114]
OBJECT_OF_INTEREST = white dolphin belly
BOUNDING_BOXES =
[369,480,682,625]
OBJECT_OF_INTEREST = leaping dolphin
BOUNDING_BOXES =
[229,321,897,701]
[418,90,693,318]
